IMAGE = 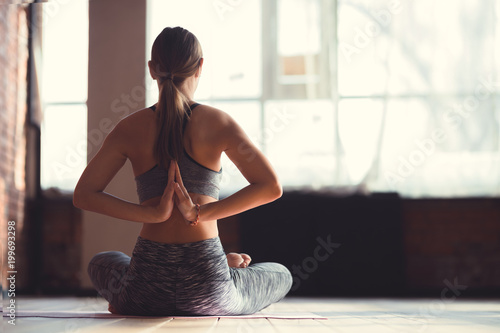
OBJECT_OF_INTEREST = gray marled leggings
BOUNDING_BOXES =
[88,236,292,316]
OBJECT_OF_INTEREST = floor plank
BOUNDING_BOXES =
[4,296,500,333]
[157,318,219,332]
[214,318,280,333]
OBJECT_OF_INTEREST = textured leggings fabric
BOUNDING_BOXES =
[88,236,293,316]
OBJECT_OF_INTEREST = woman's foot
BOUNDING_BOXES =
[108,303,119,314]
[226,252,252,268]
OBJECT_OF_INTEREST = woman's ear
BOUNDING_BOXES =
[148,60,156,80]
[196,58,204,78]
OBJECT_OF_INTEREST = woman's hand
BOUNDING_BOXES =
[151,161,176,222]
[226,253,252,268]
[173,161,198,224]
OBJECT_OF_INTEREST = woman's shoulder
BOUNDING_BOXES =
[103,107,156,151]
[120,106,155,123]
[189,104,247,150]
[113,107,156,133]
[190,104,236,129]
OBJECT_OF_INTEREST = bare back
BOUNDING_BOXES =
[120,104,225,243]
[74,100,280,244]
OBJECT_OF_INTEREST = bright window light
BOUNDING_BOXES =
[41,105,87,191]
[41,0,88,191]
[146,0,499,198]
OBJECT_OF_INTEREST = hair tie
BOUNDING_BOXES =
[164,73,174,81]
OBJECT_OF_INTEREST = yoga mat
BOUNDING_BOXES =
[2,310,326,320]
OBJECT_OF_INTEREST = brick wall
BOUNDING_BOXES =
[0,4,29,291]
[403,198,500,294]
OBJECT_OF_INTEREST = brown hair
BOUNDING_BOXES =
[150,27,202,168]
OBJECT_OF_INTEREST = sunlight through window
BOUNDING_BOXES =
[40,0,88,191]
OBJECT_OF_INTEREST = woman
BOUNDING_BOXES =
[73,26,292,316]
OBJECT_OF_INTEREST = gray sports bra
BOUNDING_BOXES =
[135,104,222,203]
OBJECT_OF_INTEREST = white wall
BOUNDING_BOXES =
[81,0,147,289]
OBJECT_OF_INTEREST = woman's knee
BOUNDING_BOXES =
[88,251,120,269]
[247,262,293,293]
[254,262,291,276]
[87,251,132,302]
[90,250,129,265]
[268,262,293,295]
[272,263,293,292]
[87,251,130,282]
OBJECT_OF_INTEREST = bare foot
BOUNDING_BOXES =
[226,252,251,268]
[108,303,119,314]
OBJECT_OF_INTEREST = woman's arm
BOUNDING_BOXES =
[73,121,176,223]
[175,110,282,223]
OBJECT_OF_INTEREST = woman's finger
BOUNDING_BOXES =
[163,178,175,200]
[174,182,190,201]
[174,161,185,188]
[162,162,176,200]
[165,180,176,199]
[176,181,190,199]
[174,164,191,200]
[168,160,176,182]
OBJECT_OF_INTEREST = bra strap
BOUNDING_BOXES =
[150,103,201,132]
[183,103,201,131]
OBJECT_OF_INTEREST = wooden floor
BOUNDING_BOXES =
[4,296,500,332]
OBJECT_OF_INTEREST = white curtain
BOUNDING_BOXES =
[334,0,500,197]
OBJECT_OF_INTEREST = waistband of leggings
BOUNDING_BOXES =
[133,236,224,261]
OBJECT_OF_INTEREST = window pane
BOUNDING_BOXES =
[277,0,321,79]
[437,98,499,153]
[496,2,500,88]
[369,96,500,196]
[338,0,497,96]
[264,100,337,188]
[376,151,500,198]
[377,97,437,160]
[338,99,384,184]
[41,105,87,192]
[147,0,261,102]
[42,0,88,103]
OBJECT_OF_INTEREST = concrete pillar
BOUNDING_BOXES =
[81,0,147,289]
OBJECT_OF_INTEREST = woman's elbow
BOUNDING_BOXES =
[73,187,87,210]
[268,181,283,201]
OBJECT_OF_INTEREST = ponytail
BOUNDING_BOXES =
[150,27,203,169]
[154,77,189,168]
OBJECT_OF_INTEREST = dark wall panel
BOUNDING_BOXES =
[239,192,405,296]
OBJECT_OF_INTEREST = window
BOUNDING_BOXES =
[147,0,500,198]
[337,0,500,196]
[40,0,88,192]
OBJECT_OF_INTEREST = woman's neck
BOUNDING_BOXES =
[178,76,198,101]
